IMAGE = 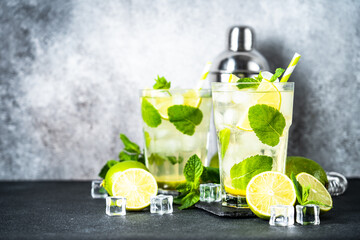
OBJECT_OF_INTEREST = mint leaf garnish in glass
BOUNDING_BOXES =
[270,68,285,82]
[248,104,286,147]
[230,155,273,190]
[219,128,231,159]
[168,105,203,136]
[141,98,162,128]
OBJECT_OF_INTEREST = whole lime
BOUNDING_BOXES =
[286,156,328,186]
[104,161,148,195]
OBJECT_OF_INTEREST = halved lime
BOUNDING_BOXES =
[296,172,333,212]
[246,171,296,219]
[104,161,157,210]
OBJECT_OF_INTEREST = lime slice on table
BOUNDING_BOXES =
[246,171,296,219]
[146,89,202,120]
[296,172,333,212]
[236,79,282,131]
[104,161,158,210]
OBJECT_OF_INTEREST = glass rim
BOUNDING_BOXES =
[139,88,211,96]
[211,82,295,86]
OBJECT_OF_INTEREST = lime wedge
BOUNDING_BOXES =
[246,171,296,219]
[296,172,333,212]
[236,80,281,131]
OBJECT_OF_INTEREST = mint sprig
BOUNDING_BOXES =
[270,68,285,82]
[98,134,145,178]
[236,75,262,89]
[168,105,203,136]
[141,98,162,128]
[98,160,119,179]
[153,75,171,89]
[290,172,332,208]
[248,104,286,147]
[230,155,273,190]
[175,154,220,210]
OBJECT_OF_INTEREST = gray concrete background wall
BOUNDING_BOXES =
[0,0,359,180]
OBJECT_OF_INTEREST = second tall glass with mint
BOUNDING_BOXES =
[212,81,294,208]
[140,89,212,194]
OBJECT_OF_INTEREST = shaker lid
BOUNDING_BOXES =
[228,26,254,52]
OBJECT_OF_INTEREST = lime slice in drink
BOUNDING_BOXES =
[104,161,158,210]
[246,171,296,219]
[296,172,333,212]
[182,89,202,107]
[146,90,202,120]
[236,79,281,131]
[224,178,246,196]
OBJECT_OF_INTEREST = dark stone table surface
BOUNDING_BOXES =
[1,180,360,240]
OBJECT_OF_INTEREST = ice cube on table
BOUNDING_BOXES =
[296,204,320,225]
[150,195,173,215]
[326,171,348,196]
[91,180,108,198]
[199,183,221,202]
[269,205,294,226]
[106,196,126,216]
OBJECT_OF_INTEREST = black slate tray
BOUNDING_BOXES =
[195,202,255,218]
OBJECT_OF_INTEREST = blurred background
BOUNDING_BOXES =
[0,0,359,180]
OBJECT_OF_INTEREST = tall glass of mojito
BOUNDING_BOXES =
[212,80,294,208]
[140,89,212,194]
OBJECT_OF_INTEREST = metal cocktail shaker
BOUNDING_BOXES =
[209,26,269,82]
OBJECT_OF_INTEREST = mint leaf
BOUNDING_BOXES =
[230,155,273,190]
[178,191,200,210]
[219,128,231,159]
[168,105,203,136]
[248,104,286,147]
[201,167,220,183]
[141,98,162,128]
[144,131,151,148]
[270,68,285,82]
[183,154,203,183]
[176,183,192,193]
[120,134,141,153]
[98,160,119,178]
[291,172,304,205]
[147,153,166,166]
[302,185,311,203]
[153,75,171,89]
[236,77,260,90]
[167,156,178,165]
[119,151,139,161]
[137,154,145,165]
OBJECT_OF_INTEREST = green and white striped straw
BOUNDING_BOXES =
[280,53,301,82]
[196,61,212,89]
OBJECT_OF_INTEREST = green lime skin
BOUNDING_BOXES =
[209,153,219,168]
[286,156,328,186]
[104,161,148,195]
